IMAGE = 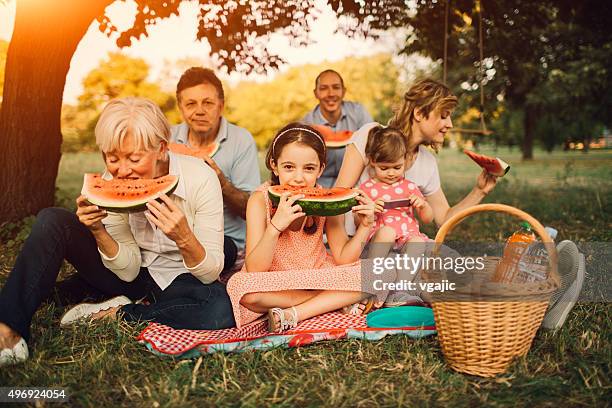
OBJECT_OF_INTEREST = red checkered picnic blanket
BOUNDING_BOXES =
[137,311,436,356]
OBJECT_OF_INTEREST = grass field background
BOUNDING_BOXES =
[0,147,610,406]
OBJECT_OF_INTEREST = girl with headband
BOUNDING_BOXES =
[226,123,394,332]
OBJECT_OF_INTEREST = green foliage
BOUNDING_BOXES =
[0,215,35,249]
[77,52,171,111]
[61,52,178,152]
[403,0,612,157]
[225,53,402,149]
[488,108,523,150]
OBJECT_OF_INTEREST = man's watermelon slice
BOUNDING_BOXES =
[168,141,219,158]
[82,173,179,212]
[312,125,353,148]
[464,149,510,177]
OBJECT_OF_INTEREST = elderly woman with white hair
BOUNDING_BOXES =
[0,97,235,366]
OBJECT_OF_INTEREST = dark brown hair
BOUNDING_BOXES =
[266,122,326,186]
[176,67,224,102]
[265,122,326,234]
[365,126,408,164]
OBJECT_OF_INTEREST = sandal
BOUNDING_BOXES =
[341,296,376,316]
[268,306,298,333]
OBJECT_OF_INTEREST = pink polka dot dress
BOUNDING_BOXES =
[359,177,429,248]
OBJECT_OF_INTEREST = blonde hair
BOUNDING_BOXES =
[95,97,170,153]
[389,78,457,151]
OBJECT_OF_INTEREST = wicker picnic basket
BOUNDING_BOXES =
[426,204,559,377]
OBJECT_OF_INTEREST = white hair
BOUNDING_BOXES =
[95,97,170,153]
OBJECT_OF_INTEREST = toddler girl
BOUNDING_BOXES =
[360,126,434,306]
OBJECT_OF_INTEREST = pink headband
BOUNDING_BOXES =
[271,127,326,156]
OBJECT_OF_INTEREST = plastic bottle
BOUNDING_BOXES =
[492,222,536,283]
[516,227,558,283]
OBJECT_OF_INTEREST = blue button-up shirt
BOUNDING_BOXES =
[302,101,373,187]
[171,118,260,248]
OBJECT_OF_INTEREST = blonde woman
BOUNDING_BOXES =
[335,79,498,305]
[0,97,234,366]
[336,78,498,226]
[336,78,584,326]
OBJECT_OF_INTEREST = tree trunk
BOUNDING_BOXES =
[522,106,537,160]
[0,0,111,223]
[582,135,591,153]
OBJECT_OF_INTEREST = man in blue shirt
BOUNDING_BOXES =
[171,67,260,271]
[302,69,373,187]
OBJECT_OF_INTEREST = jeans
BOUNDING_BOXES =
[0,208,235,342]
[121,273,235,330]
[223,235,238,272]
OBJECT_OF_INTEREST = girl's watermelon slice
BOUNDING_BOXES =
[168,141,219,158]
[464,149,510,177]
[268,185,358,216]
[312,125,353,148]
[82,173,179,212]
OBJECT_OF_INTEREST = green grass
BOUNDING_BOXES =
[1,147,610,406]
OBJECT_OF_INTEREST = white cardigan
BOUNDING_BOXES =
[100,152,224,289]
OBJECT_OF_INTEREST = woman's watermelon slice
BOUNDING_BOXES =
[268,185,358,216]
[82,173,179,212]
[168,141,219,159]
[464,149,510,177]
[312,125,353,148]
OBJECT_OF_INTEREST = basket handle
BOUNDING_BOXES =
[433,203,559,286]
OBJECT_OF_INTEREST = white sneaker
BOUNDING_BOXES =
[60,295,132,327]
[0,338,29,366]
[542,241,585,330]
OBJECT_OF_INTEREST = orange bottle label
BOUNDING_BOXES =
[492,231,536,283]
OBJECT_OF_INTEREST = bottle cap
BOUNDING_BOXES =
[519,221,532,231]
[544,227,558,240]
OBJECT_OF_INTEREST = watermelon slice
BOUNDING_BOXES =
[268,185,359,216]
[82,173,179,212]
[464,149,510,177]
[312,125,353,148]
[168,141,219,159]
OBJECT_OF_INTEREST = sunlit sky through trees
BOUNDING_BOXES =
[0,0,420,104]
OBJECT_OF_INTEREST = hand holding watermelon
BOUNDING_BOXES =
[76,195,107,232]
[269,192,307,232]
[144,194,192,245]
[475,169,498,195]
[201,155,223,179]
[351,190,377,228]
